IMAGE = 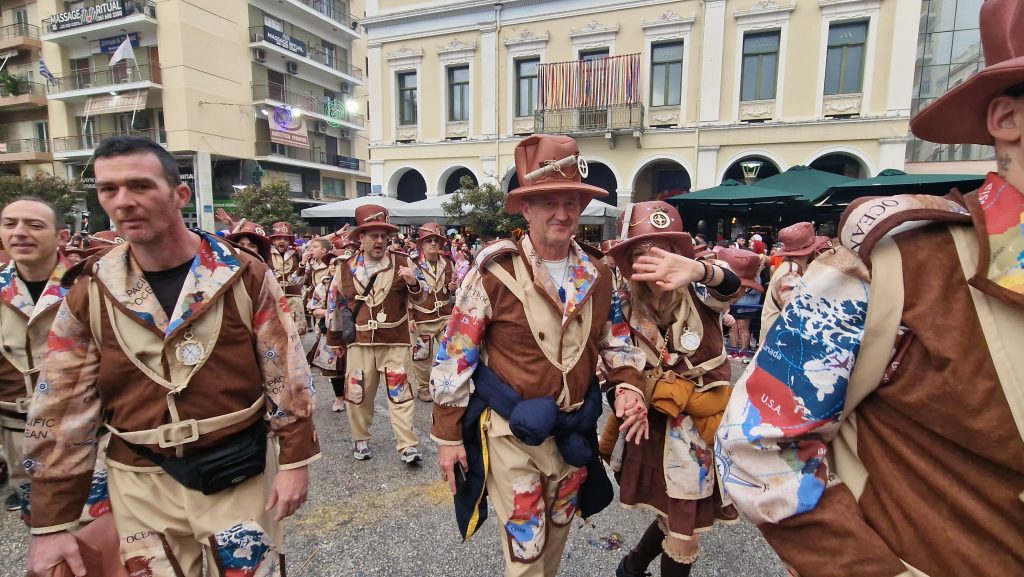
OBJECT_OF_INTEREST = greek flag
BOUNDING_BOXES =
[38,58,57,86]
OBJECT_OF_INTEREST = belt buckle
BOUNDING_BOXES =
[366,320,378,330]
[15,397,30,413]
[156,419,200,448]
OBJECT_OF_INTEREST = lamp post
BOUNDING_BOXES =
[740,160,763,185]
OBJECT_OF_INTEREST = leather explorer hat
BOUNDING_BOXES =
[774,222,832,258]
[504,134,608,214]
[606,201,694,279]
[225,221,271,261]
[716,248,764,293]
[416,222,445,245]
[351,204,399,237]
[268,221,295,240]
[911,0,1024,144]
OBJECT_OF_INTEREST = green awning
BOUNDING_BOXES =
[755,165,857,204]
[668,179,802,204]
[819,169,985,206]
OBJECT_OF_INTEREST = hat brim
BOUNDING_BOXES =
[417,233,445,245]
[910,57,1024,145]
[774,236,832,258]
[225,232,272,262]
[606,232,695,279]
[504,181,609,214]
[351,222,400,237]
[741,278,765,294]
[267,234,295,241]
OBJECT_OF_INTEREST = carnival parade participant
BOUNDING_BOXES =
[24,136,320,577]
[409,223,456,402]
[431,134,646,577]
[757,222,831,346]
[269,221,307,335]
[224,220,272,262]
[327,204,426,465]
[307,258,346,412]
[604,202,742,577]
[712,1,1024,574]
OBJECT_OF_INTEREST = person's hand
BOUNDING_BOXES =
[335,224,350,237]
[312,309,326,318]
[614,388,649,444]
[27,532,83,577]
[438,444,468,495]
[215,208,235,226]
[448,280,457,291]
[398,266,417,286]
[409,320,418,333]
[265,466,309,522]
[631,247,704,291]
[723,313,736,328]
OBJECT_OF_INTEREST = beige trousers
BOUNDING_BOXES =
[106,438,281,577]
[486,413,587,577]
[345,344,418,451]
[410,319,447,394]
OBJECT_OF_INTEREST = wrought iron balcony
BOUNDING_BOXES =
[52,128,166,154]
[255,141,364,172]
[0,22,40,40]
[534,104,645,135]
[0,138,51,155]
[46,63,162,94]
[252,82,364,127]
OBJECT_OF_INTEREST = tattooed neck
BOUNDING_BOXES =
[997,154,1012,176]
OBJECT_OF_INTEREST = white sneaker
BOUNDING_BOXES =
[400,446,423,465]
[332,398,346,412]
[353,440,372,460]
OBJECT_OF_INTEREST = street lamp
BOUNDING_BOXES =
[740,160,763,185]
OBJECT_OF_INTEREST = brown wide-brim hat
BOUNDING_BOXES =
[716,248,764,293]
[504,134,608,214]
[606,201,694,279]
[350,204,400,237]
[775,235,832,258]
[910,0,1024,145]
[416,223,445,245]
[267,221,296,240]
[225,232,272,262]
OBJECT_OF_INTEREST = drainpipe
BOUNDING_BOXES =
[494,3,502,185]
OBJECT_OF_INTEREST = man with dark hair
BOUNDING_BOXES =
[714,2,1024,575]
[24,135,319,577]
[0,196,71,515]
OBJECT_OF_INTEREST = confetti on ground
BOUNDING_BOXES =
[588,532,624,550]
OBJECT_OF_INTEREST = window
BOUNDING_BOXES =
[824,22,867,95]
[322,177,346,198]
[448,65,469,122]
[740,32,780,101]
[579,48,609,61]
[515,57,539,117]
[397,71,417,126]
[34,122,48,151]
[357,181,371,197]
[650,42,683,107]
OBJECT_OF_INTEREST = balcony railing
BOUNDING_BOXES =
[43,0,155,34]
[256,141,364,172]
[46,63,161,93]
[0,81,46,98]
[534,104,645,134]
[287,0,352,29]
[252,83,364,127]
[0,22,40,40]
[0,138,50,154]
[52,128,166,153]
[249,27,363,80]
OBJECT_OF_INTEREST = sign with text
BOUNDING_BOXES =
[98,33,140,54]
[50,0,129,33]
[263,26,306,57]
[84,90,149,115]
[80,164,194,190]
[269,107,309,149]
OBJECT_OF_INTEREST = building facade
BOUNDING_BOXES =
[0,0,52,177]
[18,0,370,230]
[362,0,920,208]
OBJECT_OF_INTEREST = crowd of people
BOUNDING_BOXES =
[0,2,1021,575]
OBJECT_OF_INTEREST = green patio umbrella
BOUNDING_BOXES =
[818,168,985,206]
[754,165,857,204]
[667,179,802,205]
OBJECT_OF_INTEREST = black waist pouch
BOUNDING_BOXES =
[129,420,268,495]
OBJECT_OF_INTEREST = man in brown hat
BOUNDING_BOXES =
[712,2,1024,575]
[269,221,307,334]
[757,222,831,346]
[409,223,455,402]
[431,134,646,577]
[327,204,427,464]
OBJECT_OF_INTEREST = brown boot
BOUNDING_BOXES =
[616,521,663,576]
[659,555,693,577]
[417,387,432,402]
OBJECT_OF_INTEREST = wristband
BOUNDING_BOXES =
[701,262,715,284]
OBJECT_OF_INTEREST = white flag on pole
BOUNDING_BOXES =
[108,37,135,67]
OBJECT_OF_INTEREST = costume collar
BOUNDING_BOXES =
[519,235,599,321]
[0,256,70,320]
[350,251,393,287]
[92,231,243,337]
[971,172,1024,302]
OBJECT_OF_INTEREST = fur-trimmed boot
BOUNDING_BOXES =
[615,521,664,577]
[659,554,694,577]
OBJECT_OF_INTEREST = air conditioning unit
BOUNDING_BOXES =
[314,121,329,133]
[311,189,322,199]
[340,81,351,94]
[252,48,266,62]
[286,61,299,74]
[340,128,352,139]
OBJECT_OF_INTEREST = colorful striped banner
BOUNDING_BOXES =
[537,53,641,110]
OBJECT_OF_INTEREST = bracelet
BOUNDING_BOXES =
[701,262,715,284]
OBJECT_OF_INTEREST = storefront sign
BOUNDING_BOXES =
[269,106,309,149]
[80,163,194,190]
[84,90,149,115]
[98,33,139,53]
[263,26,306,57]
[50,0,129,33]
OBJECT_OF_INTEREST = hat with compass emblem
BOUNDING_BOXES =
[225,220,271,262]
[351,204,399,237]
[268,221,296,241]
[606,201,694,279]
[504,134,609,214]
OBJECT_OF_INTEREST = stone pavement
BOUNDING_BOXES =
[0,361,787,577]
